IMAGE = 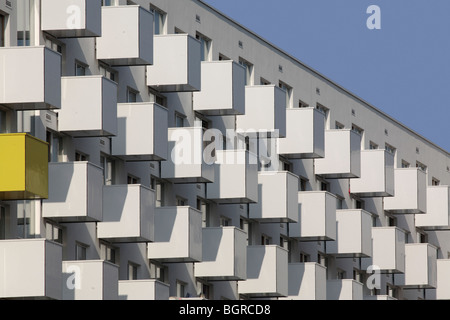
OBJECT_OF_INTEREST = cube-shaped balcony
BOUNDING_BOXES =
[112,103,168,161]
[58,76,117,137]
[402,243,437,289]
[206,150,258,204]
[195,227,247,281]
[290,191,337,241]
[96,5,153,66]
[161,127,214,184]
[119,280,170,300]
[327,209,373,258]
[364,295,397,301]
[277,107,325,159]
[350,150,395,197]
[281,263,327,300]
[0,239,62,299]
[372,227,406,273]
[314,130,361,179]
[249,171,299,223]
[0,133,48,201]
[147,34,201,92]
[326,279,363,300]
[238,245,288,298]
[147,207,202,263]
[0,46,61,110]
[436,260,450,300]
[43,162,103,222]
[41,0,101,38]
[236,85,286,137]
[97,185,155,243]
[193,60,245,116]
[415,186,450,230]
[384,168,427,214]
[62,260,119,300]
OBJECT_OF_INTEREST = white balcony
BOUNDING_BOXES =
[402,243,437,289]
[277,107,325,159]
[96,5,153,66]
[194,227,247,281]
[281,263,327,300]
[436,260,450,300]
[415,186,450,230]
[0,239,62,300]
[62,260,119,300]
[41,0,101,38]
[147,207,202,263]
[112,103,168,161]
[350,150,395,197]
[372,227,406,273]
[0,46,61,110]
[249,171,299,223]
[365,295,397,301]
[327,209,373,258]
[236,85,286,137]
[43,162,103,222]
[119,280,170,300]
[161,127,214,183]
[326,279,363,300]
[97,185,155,243]
[384,168,427,214]
[58,76,118,137]
[206,150,258,204]
[314,130,361,179]
[290,191,337,241]
[147,34,201,92]
[238,245,288,298]
[193,60,245,115]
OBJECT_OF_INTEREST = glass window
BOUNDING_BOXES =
[17,0,31,46]
[45,221,63,244]
[150,6,166,35]
[0,14,5,47]
[75,151,89,162]
[279,81,293,108]
[175,113,185,128]
[401,160,410,168]
[128,263,139,280]
[239,58,254,86]
[196,33,211,62]
[177,281,186,298]
[197,198,210,228]
[127,175,140,185]
[150,261,167,283]
[76,243,88,261]
[127,89,138,103]
[17,201,35,238]
[100,155,115,185]
[0,109,7,133]
[0,205,6,240]
[75,62,86,76]
[100,242,117,264]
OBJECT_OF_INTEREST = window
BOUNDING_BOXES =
[240,217,253,245]
[239,58,254,86]
[176,196,187,206]
[299,178,308,192]
[174,27,186,34]
[279,81,293,108]
[220,216,231,227]
[196,32,211,62]
[197,280,213,300]
[17,0,31,46]
[401,160,410,168]
[197,198,210,228]
[386,284,398,299]
[102,0,115,5]
[177,280,187,298]
[45,36,63,54]
[337,269,346,280]
[16,201,35,239]
[260,77,271,85]
[416,161,427,172]
[75,151,89,162]
[100,155,116,185]
[369,141,379,150]
[0,205,7,240]
[100,242,117,264]
[76,242,88,261]
[150,261,168,283]
[149,89,167,107]
[128,262,139,280]
[75,61,87,76]
[218,53,230,61]
[298,100,309,109]
[150,5,166,35]
[151,177,165,207]
[432,178,440,186]
[316,103,330,128]
[351,124,364,136]
[336,196,344,210]
[45,221,63,244]
[195,113,211,130]
[261,234,272,245]
[317,177,329,192]
[280,236,289,249]
[417,230,428,244]
[175,113,185,128]
[354,197,365,210]
[299,252,310,263]
[127,87,138,103]
[99,63,117,82]
[127,175,140,185]
[335,121,345,130]
[46,130,64,163]
[318,252,328,269]
[385,143,396,155]
[0,109,8,133]
[0,14,5,47]
[387,215,397,227]
[353,269,363,283]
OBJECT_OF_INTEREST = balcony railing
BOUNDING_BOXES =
[415,186,450,230]
[326,279,363,300]
[372,227,406,273]
[280,263,327,300]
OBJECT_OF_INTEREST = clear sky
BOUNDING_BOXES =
[202,0,450,153]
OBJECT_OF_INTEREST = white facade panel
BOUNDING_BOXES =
[404,243,437,288]
[437,260,450,300]
[119,280,170,300]
[415,186,450,229]
[281,263,327,300]
[326,279,363,300]
[372,227,406,273]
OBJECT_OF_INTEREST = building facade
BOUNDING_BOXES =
[0,0,449,300]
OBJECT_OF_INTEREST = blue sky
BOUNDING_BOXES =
[202,0,450,152]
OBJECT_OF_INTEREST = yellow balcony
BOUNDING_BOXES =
[0,133,48,200]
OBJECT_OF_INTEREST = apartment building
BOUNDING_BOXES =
[0,0,449,300]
